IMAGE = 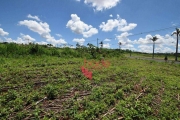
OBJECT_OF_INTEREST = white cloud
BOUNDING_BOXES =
[4,37,13,43]
[99,15,137,32]
[0,38,2,42]
[37,41,48,45]
[43,34,67,45]
[84,0,121,11]
[116,32,136,50]
[133,34,175,46]
[4,37,26,44]
[73,38,85,45]
[116,32,132,44]
[103,43,110,48]
[122,44,135,50]
[27,14,41,21]
[66,14,98,38]
[133,34,153,44]
[56,34,62,37]
[137,45,152,53]
[117,14,120,18]
[19,20,50,35]
[4,34,36,44]
[104,38,111,41]
[19,15,67,45]
[133,34,178,53]
[20,33,35,42]
[116,32,177,53]
[0,28,9,36]
[99,19,119,32]
[155,45,174,53]
[109,14,113,17]
[137,44,174,53]
[75,0,81,1]
[118,23,137,32]
[82,28,98,38]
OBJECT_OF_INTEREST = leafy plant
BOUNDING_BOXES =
[44,84,58,100]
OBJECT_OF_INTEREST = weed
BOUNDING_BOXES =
[44,84,58,100]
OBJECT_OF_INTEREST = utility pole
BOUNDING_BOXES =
[176,32,178,61]
[97,38,99,48]
[119,42,121,52]
[129,46,132,57]
[171,28,180,61]
[152,41,155,59]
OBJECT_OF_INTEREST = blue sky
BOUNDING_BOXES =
[0,0,180,53]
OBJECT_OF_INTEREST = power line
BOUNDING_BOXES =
[127,25,180,37]
[84,38,114,43]
[74,25,180,48]
[84,25,180,44]
[109,25,180,46]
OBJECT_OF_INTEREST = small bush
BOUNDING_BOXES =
[115,89,123,100]
[44,84,58,100]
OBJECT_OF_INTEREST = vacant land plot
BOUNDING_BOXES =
[0,56,179,119]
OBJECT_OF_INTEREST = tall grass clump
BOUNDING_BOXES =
[0,42,126,59]
[0,43,61,57]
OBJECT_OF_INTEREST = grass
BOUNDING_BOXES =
[126,52,176,61]
[0,55,179,119]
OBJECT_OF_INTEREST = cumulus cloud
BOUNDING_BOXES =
[56,34,62,37]
[19,16,67,46]
[133,34,178,53]
[66,14,98,38]
[116,32,132,44]
[137,44,174,53]
[19,20,50,35]
[43,34,67,45]
[137,45,152,53]
[99,15,137,32]
[82,28,98,38]
[73,38,85,45]
[103,43,110,48]
[20,33,35,42]
[27,14,41,21]
[0,28,9,36]
[100,19,119,32]
[37,41,48,45]
[75,0,81,1]
[118,23,137,32]
[109,14,113,17]
[133,34,153,44]
[116,32,177,53]
[104,38,111,41]
[4,37,14,43]
[156,45,174,53]
[133,34,175,46]
[84,0,121,11]
[116,32,136,50]
[4,33,35,44]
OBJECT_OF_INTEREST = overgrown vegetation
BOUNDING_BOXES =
[0,42,124,59]
[0,43,179,119]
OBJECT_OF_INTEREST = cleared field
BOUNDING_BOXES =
[0,56,180,119]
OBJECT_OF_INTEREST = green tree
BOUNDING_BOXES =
[87,43,96,58]
[150,36,158,59]
[99,41,103,48]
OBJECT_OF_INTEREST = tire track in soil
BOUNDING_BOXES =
[24,87,91,119]
[151,80,165,116]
